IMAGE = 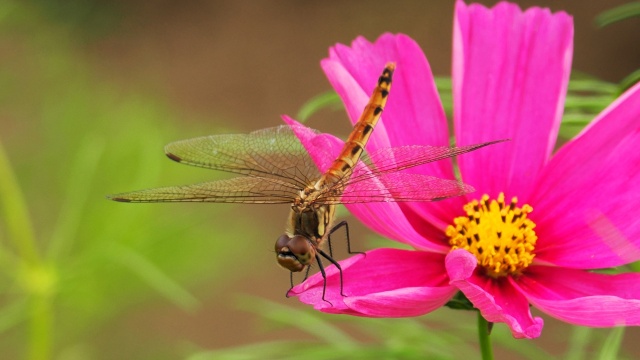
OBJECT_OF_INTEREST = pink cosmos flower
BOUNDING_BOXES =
[283,0,640,339]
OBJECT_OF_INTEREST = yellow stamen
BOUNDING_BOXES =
[446,193,537,278]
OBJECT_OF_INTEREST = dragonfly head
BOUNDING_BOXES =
[275,234,316,272]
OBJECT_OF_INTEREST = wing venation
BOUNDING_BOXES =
[107,177,300,204]
[164,125,323,188]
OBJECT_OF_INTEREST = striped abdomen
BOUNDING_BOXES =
[320,63,395,186]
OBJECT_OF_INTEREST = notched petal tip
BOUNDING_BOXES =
[445,250,544,338]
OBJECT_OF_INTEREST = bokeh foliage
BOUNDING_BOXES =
[0,1,253,358]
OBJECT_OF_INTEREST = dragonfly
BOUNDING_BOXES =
[108,63,505,303]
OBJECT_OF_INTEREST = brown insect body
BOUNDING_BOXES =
[275,64,396,273]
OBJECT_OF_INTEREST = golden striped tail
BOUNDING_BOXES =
[321,63,395,185]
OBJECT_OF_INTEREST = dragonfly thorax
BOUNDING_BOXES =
[290,196,336,243]
[275,191,337,272]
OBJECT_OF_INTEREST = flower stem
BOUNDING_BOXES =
[477,312,494,360]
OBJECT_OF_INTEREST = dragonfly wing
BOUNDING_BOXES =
[315,140,507,204]
[107,177,300,204]
[164,125,323,189]
[354,140,508,179]
[319,172,474,204]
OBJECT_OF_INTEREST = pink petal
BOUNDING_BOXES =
[446,249,544,338]
[283,116,447,251]
[289,248,457,317]
[323,33,465,239]
[324,33,450,152]
[320,54,392,152]
[528,83,640,268]
[282,115,342,173]
[453,1,573,200]
[514,266,640,326]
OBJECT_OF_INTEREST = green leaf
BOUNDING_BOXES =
[491,324,555,360]
[617,68,640,94]
[0,300,27,334]
[187,341,313,360]
[445,291,475,311]
[236,296,357,349]
[105,243,200,312]
[47,134,106,260]
[598,327,625,360]
[0,141,39,264]
[565,327,592,360]
[567,78,617,94]
[296,91,342,122]
[596,2,640,27]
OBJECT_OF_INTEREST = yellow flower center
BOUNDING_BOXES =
[446,193,537,278]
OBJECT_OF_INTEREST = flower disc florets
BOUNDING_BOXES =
[447,193,537,277]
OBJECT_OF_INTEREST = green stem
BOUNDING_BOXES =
[0,141,39,264]
[28,295,52,360]
[0,141,52,360]
[477,312,494,360]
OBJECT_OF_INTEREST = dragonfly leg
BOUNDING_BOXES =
[327,231,334,257]
[314,253,333,306]
[317,249,345,297]
[285,271,295,298]
[285,265,313,298]
[329,220,366,258]
[302,264,312,282]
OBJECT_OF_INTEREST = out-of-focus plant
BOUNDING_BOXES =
[595,2,640,27]
[595,2,640,97]
[185,297,631,360]
[0,1,254,359]
[298,73,619,142]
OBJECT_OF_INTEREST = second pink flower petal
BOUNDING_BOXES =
[530,83,640,269]
[453,0,573,200]
[515,265,640,326]
[446,249,544,338]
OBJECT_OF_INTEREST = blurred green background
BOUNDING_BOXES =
[0,0,638,359]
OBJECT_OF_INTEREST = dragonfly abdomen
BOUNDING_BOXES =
[321,63,395,186]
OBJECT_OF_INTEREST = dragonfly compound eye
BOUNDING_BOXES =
[275,234,314,272]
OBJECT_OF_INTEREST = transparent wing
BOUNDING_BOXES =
[107,177,300,204]
[164,125,323,189]
[321,172,474,204]
[316,140,506,204]
[111,127,504,205]
[356,140,507,180]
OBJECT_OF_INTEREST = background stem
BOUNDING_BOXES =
[28,295,52,360]
[0,142,52,360]
[0,142,39,264]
